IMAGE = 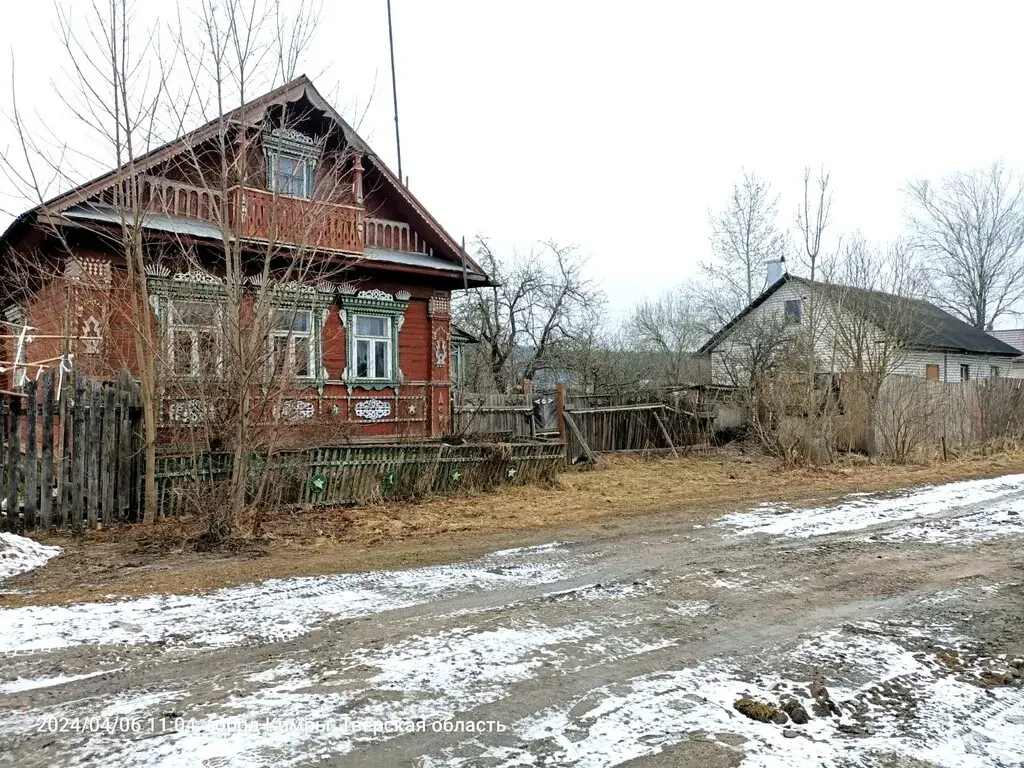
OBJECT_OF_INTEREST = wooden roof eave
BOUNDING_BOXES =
[34,214,493,288]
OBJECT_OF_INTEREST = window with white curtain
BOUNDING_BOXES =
[352,314,392,380]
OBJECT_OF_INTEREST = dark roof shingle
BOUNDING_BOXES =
[700,273,1021,357]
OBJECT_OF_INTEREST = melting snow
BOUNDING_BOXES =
[720,473,1024,538]
[37,615,675,768]
[424,622,1024,768]
[0,533,61,581]
[877,496,1024,544]
[0,545,576,653]
[0,668,117,694]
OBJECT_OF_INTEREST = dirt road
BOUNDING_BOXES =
[3,473,1024,767]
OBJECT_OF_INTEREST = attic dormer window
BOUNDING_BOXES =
[264,127,319,199]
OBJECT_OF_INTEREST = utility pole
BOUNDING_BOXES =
[386,0,403,184]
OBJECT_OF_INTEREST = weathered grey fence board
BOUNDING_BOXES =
[101,385,117,527]
[39,372,54,530]
[152,441,565,515]
[7,393,21,517]
[24,381,38,525]
[0,370,142,533]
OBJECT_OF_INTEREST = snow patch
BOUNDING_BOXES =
[720,473,1024,538]
[0,668,117,694]
[422,621,1024,768]
[877,496,1024,544]
[42,615,673,768]
[0,532,60,581]
[0,546,576,653]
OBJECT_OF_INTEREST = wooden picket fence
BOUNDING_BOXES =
[2,372,565,531]
[153,441,566,515]
[0,370,143,533]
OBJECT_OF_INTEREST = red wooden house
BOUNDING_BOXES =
[0,76,490,444]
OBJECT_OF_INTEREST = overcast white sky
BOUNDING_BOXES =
[2,1,1023,319]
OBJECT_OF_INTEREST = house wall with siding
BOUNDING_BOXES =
[709,281,1015,385]
[890,350,1013,381]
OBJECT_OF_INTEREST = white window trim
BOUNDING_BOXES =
[268,307,316,379]
[351,314,393,380]
[167,298,223,379]
[264,128,319,200]
[268,151,314,198]
[338,291,410,391]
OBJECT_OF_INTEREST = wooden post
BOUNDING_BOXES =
[522,378,535,438]
[6,393,21,521]
[39,372,54,530]
[24,381,38,527]
[101,384,116,527]
[652,407,679,459]
[555,384,566,443]
[71,374,86,532]
[87,382,102,529]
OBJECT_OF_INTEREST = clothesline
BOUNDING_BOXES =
[0,334,103,340]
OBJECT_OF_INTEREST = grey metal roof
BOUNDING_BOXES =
[62,205,486,281]
[363,246,478,276]
[62,202,224,240]
[451,324,479,344]
[794,277,1022,357]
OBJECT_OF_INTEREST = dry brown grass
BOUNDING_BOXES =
[6,447,1024,607]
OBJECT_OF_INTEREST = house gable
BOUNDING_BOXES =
[702,273,1020,385]
[1,76,488,284]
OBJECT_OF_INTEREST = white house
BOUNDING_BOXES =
[699,266,1020,385]
[987,329,1024,378]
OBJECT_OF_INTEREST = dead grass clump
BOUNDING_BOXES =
[734,697,784,723]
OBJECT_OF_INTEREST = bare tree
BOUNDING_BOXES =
[702,170,788,322]
[795,166,834,282]
[625,287,703,387]
[0,0,170,523]
[905,161,1024,329]
[1,0,358,539]
[827,236,928,455]
[455,238,604,392]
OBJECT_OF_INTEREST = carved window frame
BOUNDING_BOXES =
[147,269,227,382]
[264,127,319,199]
[262,288,334,388]
[338,290,410,391]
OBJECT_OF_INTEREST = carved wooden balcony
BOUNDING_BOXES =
[133,177,436,257]
[231,186,364,254]
[364,217,430,254]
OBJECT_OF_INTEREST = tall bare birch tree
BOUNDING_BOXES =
[905,161,1024,330]
[1,0,169,523]
[701,171,788,326]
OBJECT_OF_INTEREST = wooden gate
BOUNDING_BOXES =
[0,370,142,533]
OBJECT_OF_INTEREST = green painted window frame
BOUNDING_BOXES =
[147,273,226,381]
[339,292,410,391]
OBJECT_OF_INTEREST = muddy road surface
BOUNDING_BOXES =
[2,473,1024,767]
